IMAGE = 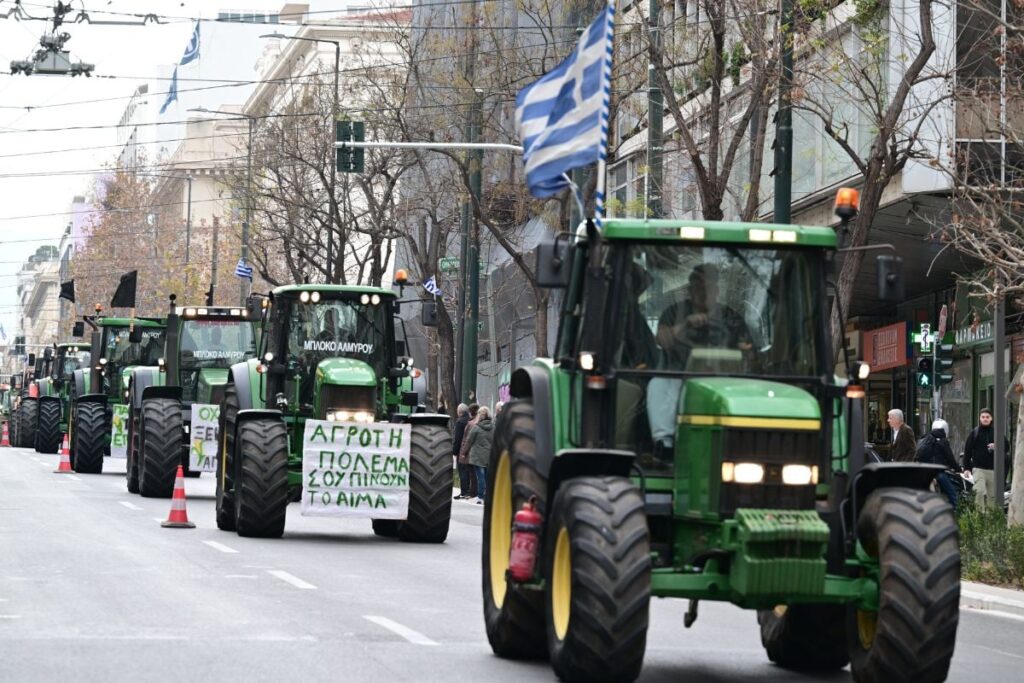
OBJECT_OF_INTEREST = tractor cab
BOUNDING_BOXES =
[97,322,165,402]
[174,304,258,404]
[50,343,92,386]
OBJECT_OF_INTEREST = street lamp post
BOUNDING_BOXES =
[262,32,341,283]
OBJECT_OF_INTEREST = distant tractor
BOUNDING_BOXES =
[12,352,46,449]
[34,342,92,454]
[215,285,452,541]
[69,313,166,474]
[127,296,258,497]
[482,194,960,682]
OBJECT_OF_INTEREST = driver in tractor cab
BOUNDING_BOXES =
[647,263,752,460]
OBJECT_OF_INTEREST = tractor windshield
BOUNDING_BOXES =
[180,319,257,369]
[61,350,91,376]
[612,244,825,378]
[285,296,388,376]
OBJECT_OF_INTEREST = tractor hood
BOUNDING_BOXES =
[197,368,230,405]
[680,378,820,423]
[315,358,376,387]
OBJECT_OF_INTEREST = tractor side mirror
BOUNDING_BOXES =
[395,339,407,357]
[389,367,411,379]
[129,327,144,344]
[43,348,53,359]
[401,391,419,407]
[27,353,35,366]
[420,301,438,328]
[876,255,904,302]
[245,295,263,319]
[72,322,85,337]
[535,239,571,288]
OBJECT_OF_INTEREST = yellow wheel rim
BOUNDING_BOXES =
[552,526,572,640]
[857,609,877,650]
[772,605,787,618]
[488,450,512,609]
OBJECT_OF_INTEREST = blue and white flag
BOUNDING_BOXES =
[234,258,254,281]
[0,323,6,343]
[423,275,442,297]
[514,5,615,198]
[159,66,178,114]
[180,21,201,65]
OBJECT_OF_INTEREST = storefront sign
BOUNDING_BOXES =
[955,320,993,347]
[863,322,907,372]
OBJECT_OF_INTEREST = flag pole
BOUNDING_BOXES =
[593,1,616,230]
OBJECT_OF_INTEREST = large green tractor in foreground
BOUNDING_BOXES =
[215,284,452,540]
[69,315,166,474]
[483,200,959,682]
[127,297,257,497]
[34,342,92,454]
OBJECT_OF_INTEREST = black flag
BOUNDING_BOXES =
[59,280,75,303]
[110,270,138,308]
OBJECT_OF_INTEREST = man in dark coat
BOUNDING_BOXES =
[916,419,959,508]
[887,408,916,462]
[452,403,473,499]
[962,408,1009,509]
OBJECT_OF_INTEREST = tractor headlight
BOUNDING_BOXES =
[326,409,374,424]
[721,462,765,484]
[360,294,370,305]
[370,294,380,305]
[310,291,321,303]
[300,291,310,303]
[781,464,818,486]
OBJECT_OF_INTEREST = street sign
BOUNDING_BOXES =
[937,304,948,339]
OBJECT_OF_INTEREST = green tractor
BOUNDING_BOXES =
[34,342,92,454]
[215,284,452,541]
[69,314,166,474]
[12,352,47,449]
[127,296,258,497]
[482,199,959,682]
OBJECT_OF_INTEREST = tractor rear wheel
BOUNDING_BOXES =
[234,418,289,538]
[397,424,452,543]
[758,604,848,670]
[18,400,37,449]
[73,402,106,474]
[138,398,183,498]
[126,408,140,493]
[215,384,239,531]
[34,399,62,454]
[544,476,650,683]
[483,400,548,660]
[846,487,960,683]
[371,519,400,537]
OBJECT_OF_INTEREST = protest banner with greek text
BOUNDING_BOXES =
[110,404,129,458]
[189,403,219,472]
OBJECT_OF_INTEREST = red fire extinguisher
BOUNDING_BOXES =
[508,496,543,582]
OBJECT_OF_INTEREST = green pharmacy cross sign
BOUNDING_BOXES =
[913,323,933,354]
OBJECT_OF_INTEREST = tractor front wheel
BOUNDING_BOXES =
[73,402,106,474]
[758,604,848,670]
[544,476,650,683]
[215,384,239,531]
[126,408,140,493]
[234,418,289,538]
[846,487,960,683]
[34,399,62,454]
[396,424,452,543]
[138,398,183,498]
[18,400,37,449]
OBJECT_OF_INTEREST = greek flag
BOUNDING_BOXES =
[423,275,441,297]
[234,258,254,281]
[159,66,178,114]
[180,21,200,65]
[514,5,615,198]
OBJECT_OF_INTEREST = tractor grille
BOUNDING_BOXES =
[321,385,376,416]
[719,428,820,516]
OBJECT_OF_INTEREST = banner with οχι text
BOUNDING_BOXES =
[189,404,219,472]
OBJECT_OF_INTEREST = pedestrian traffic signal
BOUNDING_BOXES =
[917,357,933,389]
[336,120,365,173]
[935,338,954,386]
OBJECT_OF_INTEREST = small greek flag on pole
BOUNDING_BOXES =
[514,3,615,201]
[423,275,442,297]
[234,258,254,281]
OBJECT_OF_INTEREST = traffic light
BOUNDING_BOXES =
[335,120,365,173]
[917,357,933,388]
[935,337,954,386]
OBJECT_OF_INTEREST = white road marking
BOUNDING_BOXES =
[362,615,439,646]
[974,643,1024,660]
[0,615,22,620]
[202,540,239,554]
[66,475,82,482]
[119,501,143,511]
[30,457,40,462]
[152,518,165,523]
[36,462,49,467]
[225,574,257,579]
[964,606,1024,623]
[267,570,316,590]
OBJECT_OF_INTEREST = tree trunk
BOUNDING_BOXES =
[533,285,549,358]
[1009,408,1024,525]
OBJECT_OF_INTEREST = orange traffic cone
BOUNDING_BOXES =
[54,435,72,473]
[161,465,195,528]
[1,421,9,447]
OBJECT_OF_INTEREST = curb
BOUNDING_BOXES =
[961,581,1024,618]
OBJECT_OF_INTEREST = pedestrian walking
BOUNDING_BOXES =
[886,408,916,462]
[452,403,472,500]
[466,406,493,505]
[962,407,1009,509]
[457,403,480,499]
[916,418,960,508]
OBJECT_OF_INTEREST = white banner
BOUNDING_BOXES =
[189,403,219,473]
[301,421,411,519]
[110,404,129,458]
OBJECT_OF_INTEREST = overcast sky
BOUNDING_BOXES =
[0,0,295,340]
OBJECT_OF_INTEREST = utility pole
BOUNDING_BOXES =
[646,0,663,218]
[773,0,794,224]
[210,216,220,303]
[460,92,483,402]
[995,283,1007,511]
[242,116,253,305]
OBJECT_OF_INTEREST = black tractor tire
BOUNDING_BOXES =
[18,400,37,449]
[396,424,452,543]
[234,418,289,538]
[138,398,184,498]
[371,519,400,537]
[73,402,106,474]
[126,408,140,494]
[544,476,650,683]
[758,604,849,670]
[482,400,549,660]
[846,488,960,683]
[34,400,62,454]
[215,384,239,532]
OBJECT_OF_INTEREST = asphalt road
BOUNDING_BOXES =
[2,445,1022,682]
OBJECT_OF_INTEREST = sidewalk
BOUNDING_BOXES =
[961,580,1024,618]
